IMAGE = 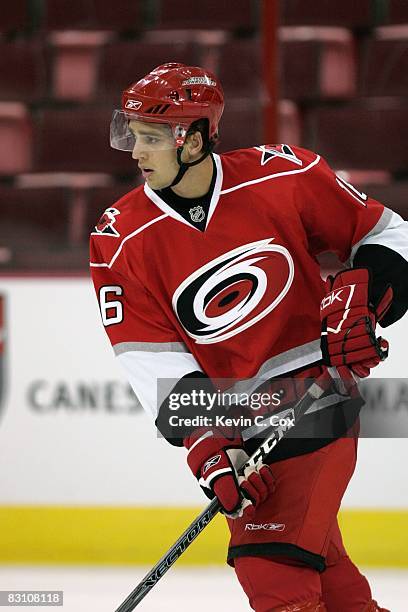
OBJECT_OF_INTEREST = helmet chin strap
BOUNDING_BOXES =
[169,144,214,188]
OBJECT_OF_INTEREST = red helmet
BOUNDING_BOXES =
[110,63,224,151]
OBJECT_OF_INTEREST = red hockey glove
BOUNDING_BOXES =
[320,268,393,378]
[184,428,276,519]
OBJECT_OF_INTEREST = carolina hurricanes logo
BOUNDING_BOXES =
[172,239,294,344]
[93,208,120,237]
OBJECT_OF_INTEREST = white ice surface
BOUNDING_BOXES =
[0,566,406,611]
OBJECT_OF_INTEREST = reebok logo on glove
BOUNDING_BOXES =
[320,268,393,377]
[184,428,276,519]
[320,286,351,312]
[203,455,221,474]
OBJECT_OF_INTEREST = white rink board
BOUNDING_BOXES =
[0,277,407,507]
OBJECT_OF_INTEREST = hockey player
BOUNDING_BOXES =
[90,63,408,611]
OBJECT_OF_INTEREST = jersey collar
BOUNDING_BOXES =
[144,153,223,231]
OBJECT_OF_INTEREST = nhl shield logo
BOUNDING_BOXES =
[93,208,121,237]
[189,205,205,223]
[0,295,6,422]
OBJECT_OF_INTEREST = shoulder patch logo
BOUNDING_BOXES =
[255,144,303,167]
[93,208,121,237]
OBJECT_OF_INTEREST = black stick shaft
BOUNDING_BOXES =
[115,500,220,612]
[114,372,335,611]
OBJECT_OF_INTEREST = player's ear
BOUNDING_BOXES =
[184,130,204,159]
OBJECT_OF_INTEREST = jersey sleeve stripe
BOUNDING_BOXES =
[113,341,189,355]
[220,154,321,195]
[228,339,322,396]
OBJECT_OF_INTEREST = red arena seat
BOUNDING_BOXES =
[280,27,356,100]
[0,103,32,175]
[388,0,408,24]
[156,0,257,31]
[50,31,110,101]
[0,185,71,243]
[0,41,47,102]
[17,172,114,245]
[336,169,391,187]
[217,98,302,153]
[306,99,408,172]
[280,0,373,28]
[0,183,90,270]
[218,98,263,152]
[0,1,30,32]
[213,38,261,97]
[359,26,408,97]
[359,182,408,218]
[97,40,197,102]
[33,107,136,174]
[278,100,302,146]
[44,0,141,30]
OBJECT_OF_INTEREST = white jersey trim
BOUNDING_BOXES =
[143,153,223,231]
[220,154,321,195]
[206,153,223,227]
[90,213,168,268]
[144,183,196,230]
[350,208,408,265]
[116,349,203,421]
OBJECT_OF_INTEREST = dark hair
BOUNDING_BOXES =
[186,118,218,153]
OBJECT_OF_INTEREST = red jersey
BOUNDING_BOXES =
[90,145,403,420]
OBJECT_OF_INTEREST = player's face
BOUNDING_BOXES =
[129,121,180,190]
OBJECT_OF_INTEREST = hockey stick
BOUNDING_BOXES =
[114,370,345,612]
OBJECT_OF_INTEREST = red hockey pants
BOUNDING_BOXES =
[226,437,384,609]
